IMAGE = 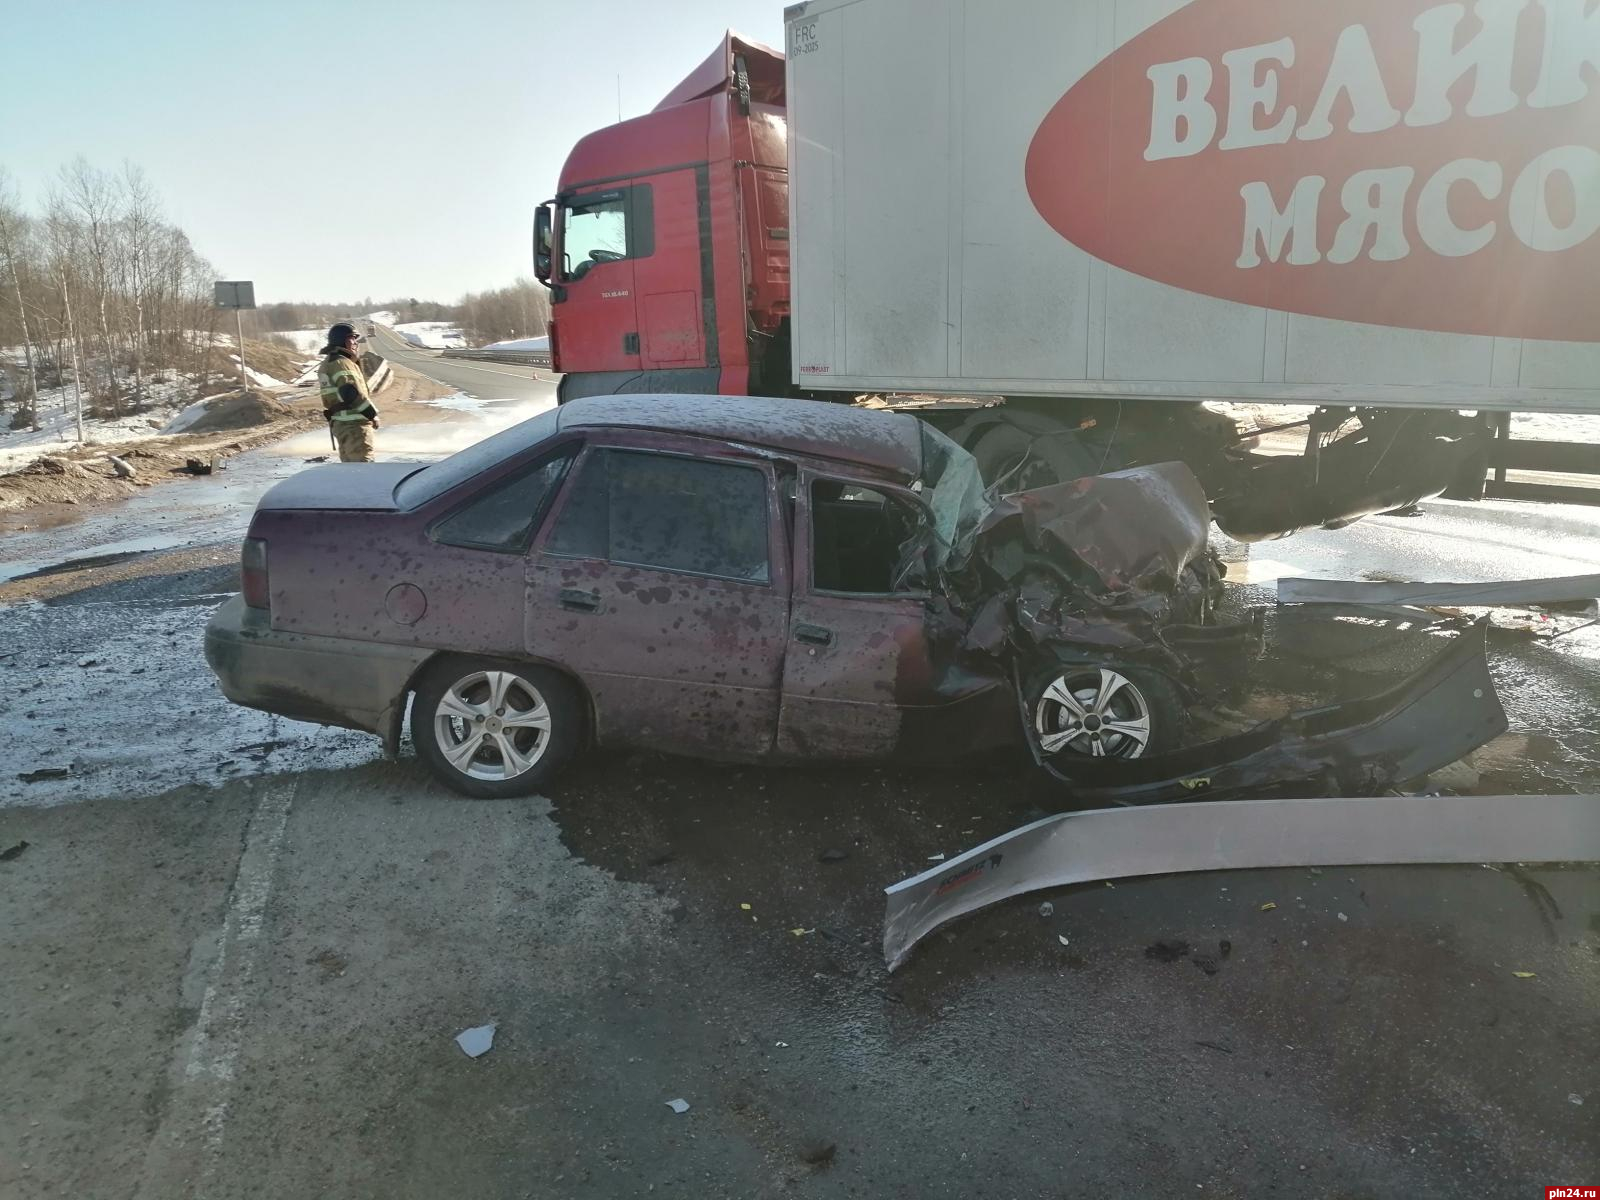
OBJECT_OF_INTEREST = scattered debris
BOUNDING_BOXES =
[775,1041,789,1048]
[1194,1040,1234,1054]
[1512,971,1537,979]
[665,1098,691,1115]
[789,927,815,937]
[819,848,849,864]
[0,840,30,862]
[303,455,329,463]
[454,1023,496,1058]
[76,657,97,668]
[798,1139,837,1166]
[306,949,348,978]
[182,457,214,476]
[1337,912,1349,922]
[1145,939,1190,963]
[1570,1094,1585,1106]
[927,853,946,863]
[17,767,71,783]
[1192,954,1219,975]
[739,902,752,911]
[1057,934,1070,947]
[1219,939,1232,958]
[1259,901,1278,911]
[1037,901,1054,918]
[106,453,137,479]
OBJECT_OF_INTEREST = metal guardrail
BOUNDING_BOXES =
[440,348,553,369]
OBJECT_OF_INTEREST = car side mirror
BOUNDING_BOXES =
[533,204,554,284]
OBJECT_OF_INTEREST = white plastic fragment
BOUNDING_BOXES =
[666,1098,691,1114]
[454,1023,496,1058]
[1057,935,1070,947]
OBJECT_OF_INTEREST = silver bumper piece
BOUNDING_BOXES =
[882,793,1600,971]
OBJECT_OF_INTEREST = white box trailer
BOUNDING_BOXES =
[784,0,1600,415]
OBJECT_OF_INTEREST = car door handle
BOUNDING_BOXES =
[794,623,833,646]
[559,588,600,613]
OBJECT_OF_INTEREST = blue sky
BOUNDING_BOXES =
[0,0,785,305]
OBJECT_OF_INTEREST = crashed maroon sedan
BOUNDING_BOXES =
[205,394,1503,798]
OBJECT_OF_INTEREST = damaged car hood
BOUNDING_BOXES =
[971,462,1210,598]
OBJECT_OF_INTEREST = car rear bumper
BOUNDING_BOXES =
[204,595,430,750]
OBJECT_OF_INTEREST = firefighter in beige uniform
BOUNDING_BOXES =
[317,322,380,462]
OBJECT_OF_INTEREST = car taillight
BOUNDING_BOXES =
[241,537,269,609]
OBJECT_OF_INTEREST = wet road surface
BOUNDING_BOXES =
[1,371,1597,1195]
[368,323,558,403]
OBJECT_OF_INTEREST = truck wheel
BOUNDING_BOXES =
[413,658,582,798]
[971,422,1094,491]
[1027,665,1184,761]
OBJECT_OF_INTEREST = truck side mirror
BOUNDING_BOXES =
[533,204,554,284]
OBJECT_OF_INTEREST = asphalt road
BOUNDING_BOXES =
[1,376,1598,1196]
[367,323,558,404]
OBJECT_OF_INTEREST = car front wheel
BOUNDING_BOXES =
[413,658,581,797]
[1028,665,1184,762]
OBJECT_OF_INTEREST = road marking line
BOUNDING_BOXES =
[135,777,297,1199]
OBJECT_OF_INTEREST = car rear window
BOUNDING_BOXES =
[546,449,770,583]
[430,447,576,553]
[394,406,561,509]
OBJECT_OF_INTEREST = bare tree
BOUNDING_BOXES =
[0,167,42,428]
[43,191,88,441]
[118,161,160,400]
[61,157,122,413]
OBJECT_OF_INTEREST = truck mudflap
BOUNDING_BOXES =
[1025,620,1507,805]
[882,792,1600,971]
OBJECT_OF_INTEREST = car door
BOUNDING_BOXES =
[524,439,790,759]
[775,471,943,760]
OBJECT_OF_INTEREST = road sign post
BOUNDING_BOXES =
[214,281,257,389]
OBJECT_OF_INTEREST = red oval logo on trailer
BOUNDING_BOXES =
[1024,0,1600,342]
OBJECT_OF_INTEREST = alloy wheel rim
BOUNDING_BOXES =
[1034,668,1153,759]
[433,670,552,781]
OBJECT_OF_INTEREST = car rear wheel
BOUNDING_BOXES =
[1029,665,1184,761]
[413,658,581,798]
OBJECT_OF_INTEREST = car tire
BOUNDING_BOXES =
[412,657,582,798]
[1026,664,1185,762]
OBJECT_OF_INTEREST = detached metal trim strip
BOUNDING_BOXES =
[1278,574,1600,607]
[882,793,1600,971]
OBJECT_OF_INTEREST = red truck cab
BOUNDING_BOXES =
[534,33,790,403]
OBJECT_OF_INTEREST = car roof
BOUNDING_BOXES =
[555,394,925,481]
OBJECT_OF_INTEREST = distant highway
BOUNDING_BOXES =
[367,323,558,405]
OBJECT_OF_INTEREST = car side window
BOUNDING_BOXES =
[431,448,575,553]
[810,480,927,594]
[547,449,771,583]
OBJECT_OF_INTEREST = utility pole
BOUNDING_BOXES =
[214,280,256,389]
[235,307,247,388]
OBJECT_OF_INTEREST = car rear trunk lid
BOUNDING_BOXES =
[255,463,421,512]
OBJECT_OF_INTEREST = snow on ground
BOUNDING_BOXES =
[1,595,385,809]
[0,377,200,472]
[481,335,549,352]
[367,310,398,326]
[274,329,327,356]
[229,356,288,388]
[392,321,467,349]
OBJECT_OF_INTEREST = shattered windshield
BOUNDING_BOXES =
[917,424,989,566]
